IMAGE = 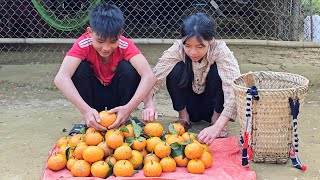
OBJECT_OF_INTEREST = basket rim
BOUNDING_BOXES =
[232,71,309,92]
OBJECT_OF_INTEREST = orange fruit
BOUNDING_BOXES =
[114,145,132,160]
[67,156,78,170]
[71,160,91,177]
[105,129,124,149]
[146,137,162,152]
[86,131,103,146]
[143,153,160,165]
[169,123,185,135]
[105,155,117,165]
[199,151,213,168]
[140,148,148,157]
[184,142,204,159]
[82,146,104,163]
[160,157,176,172]
[69,134,85,146]
[187,159,205,174]
[123,124,134,138]
[99,111,117,127]
[47,153,67,171]
[91,160,110,178]
[128,150,143,169]
[113,160,134,177]
[173,155,190,167]
[144,122,163,137]
[181,132,196,142]
[97,141,113,157]
[143,160,162,177]
[201,143,211,154]
[58,144,69,156]
[131,138,147,151]
[57,136,70,148]
[74,143,88,160]
[166,134,184,145]
[85,127,96,135]
[154,141,171,159]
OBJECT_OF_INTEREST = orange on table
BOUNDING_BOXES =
[85,127,96,135]
[160,157,176,172]
[169,123,185,135]
[166,134,183,145]
[113,160,134,177]
[69,134,85,146]
[113,145,132,160]
[85,131,103,146]
[173,155,190,167]
[97,141,113,157]
[123,124,134,138]
[71,160,91,177]
[99,110,117,127]
[181,132,196,142]
[105,129,124,149]
[82,146,104,163]
[143,160,162,177]
[74,143,88,160]
[67,157,78,171]
[47,153,67,171]
[154,141,171,159]
[140,148,148,157]
[146,136,162,152]
[143,153,160,165]
[201,143,211,154]
[131,138,147,151]
[128,150,143,169]
[199,151,213,168]
[144,122,163,137]
[56,136,70,148]
[105,155,117,165]
[187,159,205,174]
[184,142,204,159]
[91,160,110,178]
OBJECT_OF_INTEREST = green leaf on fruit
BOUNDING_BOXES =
[169,123,177,135]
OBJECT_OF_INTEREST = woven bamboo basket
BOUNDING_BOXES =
[232,71,309,163]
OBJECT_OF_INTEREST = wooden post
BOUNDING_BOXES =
[291,0,301,41]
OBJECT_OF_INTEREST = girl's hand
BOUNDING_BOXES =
[141,106,158,122]
[197,125,221,145]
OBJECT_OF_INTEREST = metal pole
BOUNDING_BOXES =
[310,0,313,41]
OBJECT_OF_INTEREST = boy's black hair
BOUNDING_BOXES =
[89,3,124,40]
[178,13,216,88]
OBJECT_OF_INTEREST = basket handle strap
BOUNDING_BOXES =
[241,86,259,167]
[289,97,307,171]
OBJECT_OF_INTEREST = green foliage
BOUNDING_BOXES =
[303,0,320,14]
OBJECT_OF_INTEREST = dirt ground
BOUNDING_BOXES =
[0,44,320,180]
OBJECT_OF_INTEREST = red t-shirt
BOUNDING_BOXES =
[66,33,141,85]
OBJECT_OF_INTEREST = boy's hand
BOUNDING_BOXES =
[107,105,131,129]
[83,108,108,131]
[141,106,158,122]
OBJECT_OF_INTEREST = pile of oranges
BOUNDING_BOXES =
[47,110,213,178]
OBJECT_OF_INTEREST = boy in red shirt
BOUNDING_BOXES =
[54,3,156,131]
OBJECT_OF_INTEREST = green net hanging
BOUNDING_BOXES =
[31,0,101,31]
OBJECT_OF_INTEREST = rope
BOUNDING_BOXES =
[31,0,101,31]
[289,98,307,171]
[241,86,259,167]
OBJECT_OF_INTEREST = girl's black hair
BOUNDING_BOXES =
[177,13,216,88]
[89,3,124,40]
